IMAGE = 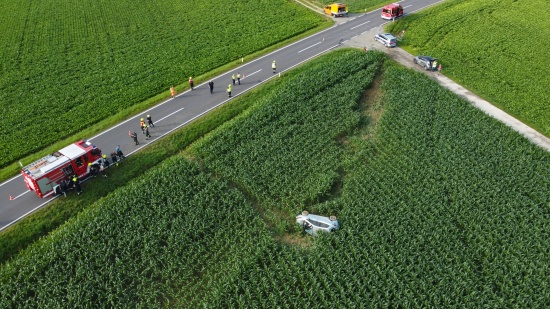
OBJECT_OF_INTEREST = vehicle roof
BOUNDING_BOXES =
[58,143,87,160]
[383,33,396,39]
[418,55,437,61]
[383,3,402,9]
[23,154,70,179]
[22,140,92,179]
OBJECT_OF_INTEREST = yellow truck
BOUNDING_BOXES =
[324,3,348,17]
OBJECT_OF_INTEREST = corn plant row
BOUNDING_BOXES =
[0,156,273,307]
[387,0,550,136]
[0,0,324,168]
[190,63,549,307]
[190,50,384,211]
[2,52,548,307]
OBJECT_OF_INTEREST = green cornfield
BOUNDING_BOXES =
[1,50,548,307]
[0,0,324,169]
[387,0,550,137]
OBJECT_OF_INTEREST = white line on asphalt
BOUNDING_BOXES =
[350,21,370,30]
[245,69,262,78]
[404,5,412,9]
[0,197,58,232]
[0,174,22,188]
[156,108,184,123]
[14,191,30,199]
[298,42,322,53]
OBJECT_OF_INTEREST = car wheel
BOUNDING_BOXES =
[413,59,417,64]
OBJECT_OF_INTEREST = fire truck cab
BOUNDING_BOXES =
[21,140,103,198]
[381,3,403,20]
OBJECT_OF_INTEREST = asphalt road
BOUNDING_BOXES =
[0,0,442,231]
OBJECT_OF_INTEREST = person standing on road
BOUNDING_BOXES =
[227,84,232,97]
[232,73,236,85]
[189,77,194,90]
[147,114,154,127]
[272,60,276,73]
[130,131,139,145]
[59,178,68,197]
[87,162,96,177]
[438,64,442,76]
[102,154,110,168]
[170,86,177,98]
[237,72,241,85]
[72,175,82,196]
[140,118,146,133]
[144,125,151,140]
[208,80,214,94]
[116,145,125,159]
[432,60,437,72]
[110,152,118,165]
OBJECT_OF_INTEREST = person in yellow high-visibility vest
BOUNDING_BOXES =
[272,60,276,73]
[140,118,146,133]
[170,86,176,98]
[237,72,241,85]
[72,175,82,195]
[232,73,236,85]
[227,84,232,97]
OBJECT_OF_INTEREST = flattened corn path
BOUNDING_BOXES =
[342,25,550,152]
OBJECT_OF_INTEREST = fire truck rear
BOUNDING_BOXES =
[21,140,103,198]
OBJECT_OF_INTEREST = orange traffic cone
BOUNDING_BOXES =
[9,195,15,200]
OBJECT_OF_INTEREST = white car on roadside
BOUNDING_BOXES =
[374,33,397,47]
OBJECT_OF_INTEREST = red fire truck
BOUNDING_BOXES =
[381,3,404,20]
[21,140,103,198]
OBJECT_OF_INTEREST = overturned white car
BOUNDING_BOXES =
[296,211,339,236]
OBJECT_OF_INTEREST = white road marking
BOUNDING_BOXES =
[350,21,370,30]
[14,191,30,199]
[245,69,262,78]
[0,174,22,188]
[298,42,322,53]
[156,108,184,123]
[404,5,412,9]
[0,197,59,232]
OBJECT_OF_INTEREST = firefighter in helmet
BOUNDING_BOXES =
[140,118,146,133]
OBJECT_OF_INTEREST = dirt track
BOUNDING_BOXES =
[343,24,550,152]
